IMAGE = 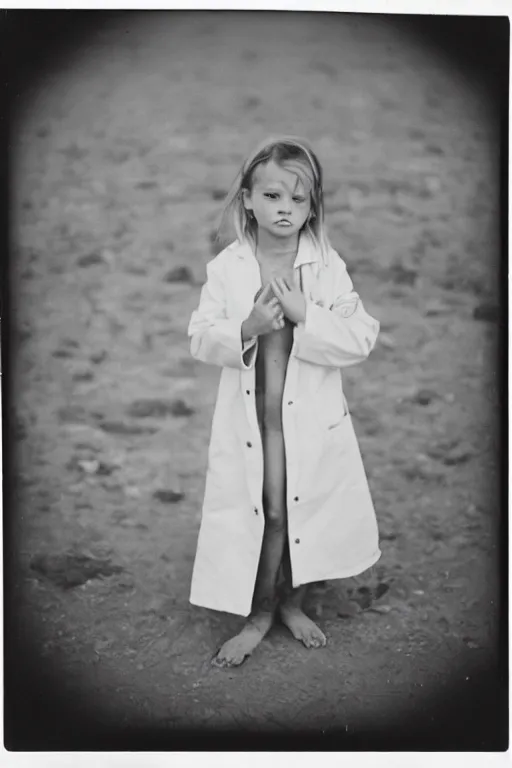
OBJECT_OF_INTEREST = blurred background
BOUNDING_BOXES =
[6,11,507,748]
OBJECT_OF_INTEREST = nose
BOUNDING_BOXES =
[278,199,292,215]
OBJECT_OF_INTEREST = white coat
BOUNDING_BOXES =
[188,234,381,617]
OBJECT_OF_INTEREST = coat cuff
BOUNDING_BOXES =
[190,319,259,369]
[241,333,258,368]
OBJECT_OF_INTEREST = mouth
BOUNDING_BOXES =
[275,219,292,226]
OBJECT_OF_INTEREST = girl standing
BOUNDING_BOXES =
[188,136,380,667]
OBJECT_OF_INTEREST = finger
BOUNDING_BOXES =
[268,297,281,310]
[279,276,293,293]
[257,283,274,303]
[271,278,284,296]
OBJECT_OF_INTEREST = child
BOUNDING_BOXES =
[188,136,381,668]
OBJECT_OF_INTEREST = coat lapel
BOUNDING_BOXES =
[231,241,262,320]
[294,234,321,300]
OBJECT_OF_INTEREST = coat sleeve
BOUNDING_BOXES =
[188,258,258,369]
[292,257,379,368]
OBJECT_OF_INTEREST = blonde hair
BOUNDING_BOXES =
[217,136,331,257]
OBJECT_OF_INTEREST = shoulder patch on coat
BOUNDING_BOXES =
[332,294,360,318]
[339,300,359,318]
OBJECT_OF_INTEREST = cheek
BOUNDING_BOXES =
[253,204,270,222]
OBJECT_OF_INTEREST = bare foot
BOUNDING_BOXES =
[212,611,274,667]
[279,603,327,649]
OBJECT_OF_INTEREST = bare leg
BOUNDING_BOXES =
[212,426,287,667]
[279,540,327,649]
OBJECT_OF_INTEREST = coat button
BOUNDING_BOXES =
[295,538,300,544]
[254,507,259,515]
[247,441,252,448]
[246,390,250,395]
[294,496,299,502]
[288,401,293,406]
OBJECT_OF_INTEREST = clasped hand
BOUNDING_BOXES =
[241,278,306,341]
[271,277,307,325]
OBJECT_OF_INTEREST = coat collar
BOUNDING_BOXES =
[235,233,320,268]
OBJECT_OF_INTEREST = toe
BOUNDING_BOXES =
[308,628,327,649]
[226,652,247,667]
[213,647,250,667]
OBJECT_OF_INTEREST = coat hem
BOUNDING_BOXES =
[189,549,381,617]
[189,595,251,617]
[293,548,382,588]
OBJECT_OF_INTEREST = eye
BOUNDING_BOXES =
[264,193,278,199]
[293,197,306,203]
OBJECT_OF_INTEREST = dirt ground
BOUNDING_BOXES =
[9,12,503,748]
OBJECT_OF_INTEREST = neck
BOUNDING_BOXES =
[255,229,299,260]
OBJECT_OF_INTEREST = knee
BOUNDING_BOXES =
[265,505,286,531]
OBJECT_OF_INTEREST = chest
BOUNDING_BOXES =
[258,259,297,290]
[225,256,333,320]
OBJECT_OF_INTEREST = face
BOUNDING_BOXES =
[243,160,312,240]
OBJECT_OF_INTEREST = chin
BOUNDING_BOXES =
[271,226,299,237]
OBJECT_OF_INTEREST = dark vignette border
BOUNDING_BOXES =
[1,10,508,751]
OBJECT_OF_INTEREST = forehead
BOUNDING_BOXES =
[252,160,307,193]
